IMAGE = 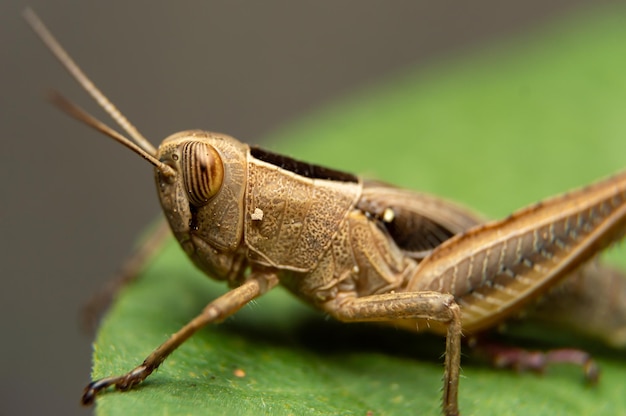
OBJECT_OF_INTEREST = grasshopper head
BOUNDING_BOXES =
[155,130,249,277]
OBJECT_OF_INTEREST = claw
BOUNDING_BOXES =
[81,377,117,406]
[81,365,152,405]
[81,383,97,406]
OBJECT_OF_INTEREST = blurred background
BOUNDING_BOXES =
[1,1,623,415]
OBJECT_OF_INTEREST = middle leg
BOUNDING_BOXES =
[327,291,462,416]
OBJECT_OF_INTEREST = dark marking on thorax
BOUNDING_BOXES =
[251,147,359,183]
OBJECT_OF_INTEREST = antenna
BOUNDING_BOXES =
[23,8,161,159]
[49,91,175,175]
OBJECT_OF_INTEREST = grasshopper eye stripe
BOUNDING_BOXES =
[181,142,224,206]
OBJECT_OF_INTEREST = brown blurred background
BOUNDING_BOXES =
[1,1,621,415]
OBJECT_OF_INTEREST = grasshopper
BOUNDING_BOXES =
[25,9,626,416]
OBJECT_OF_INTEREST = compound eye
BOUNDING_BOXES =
[181,142,224,206]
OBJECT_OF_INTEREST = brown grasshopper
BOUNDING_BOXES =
[25,9,626,416]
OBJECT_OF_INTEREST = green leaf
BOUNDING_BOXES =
[94,6,626,415]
